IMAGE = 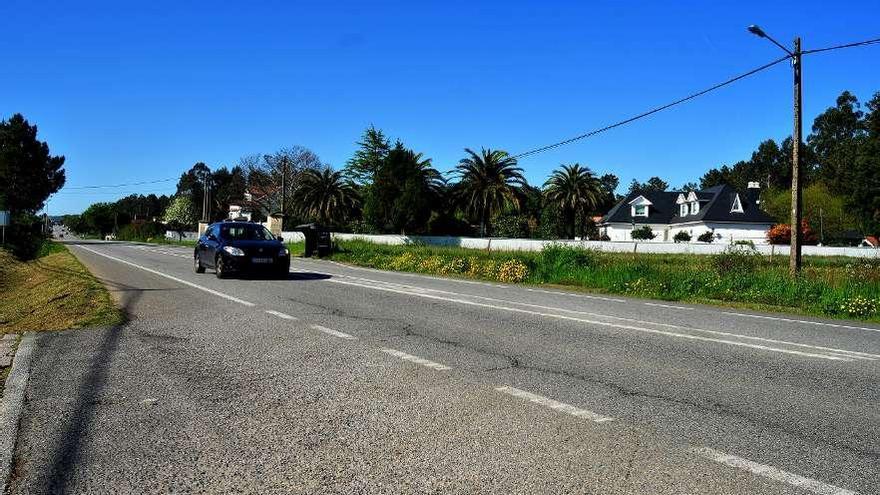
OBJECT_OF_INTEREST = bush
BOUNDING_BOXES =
[766,220,819,245]
[697,231,714,243]
[116,221,164,241]
[631,226,656,240]
[539,244,598,279]
[734,240,756,248]
[711,246,761,275]
[599,233,611,241]
[673,231,691,243]
[6,214,45,260]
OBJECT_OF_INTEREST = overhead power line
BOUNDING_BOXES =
[511,54,791,160]
[803,36,880,55]
[62,177,177,190]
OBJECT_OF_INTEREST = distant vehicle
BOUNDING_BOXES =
[194,222,290,279]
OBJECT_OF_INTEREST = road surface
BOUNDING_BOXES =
[9,239,880,494]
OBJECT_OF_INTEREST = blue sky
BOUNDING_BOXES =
[3,1,878,214]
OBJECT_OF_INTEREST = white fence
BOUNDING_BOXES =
[167,230,879,258]
[326,233,880,259]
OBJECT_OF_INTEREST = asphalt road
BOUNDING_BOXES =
[9,239,880,494]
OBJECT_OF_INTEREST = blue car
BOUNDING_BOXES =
[194,222,290,279]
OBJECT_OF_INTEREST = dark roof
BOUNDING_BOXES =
[600,184,775,225]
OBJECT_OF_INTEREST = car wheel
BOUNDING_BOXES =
[215,256,226,279]
[194,253,205,273]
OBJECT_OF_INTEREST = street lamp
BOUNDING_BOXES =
[748,24,802,277]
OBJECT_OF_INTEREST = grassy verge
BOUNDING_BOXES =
[0,241,124,335]
[326,240,880,323]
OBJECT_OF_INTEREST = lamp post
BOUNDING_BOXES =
[748,25,802,276]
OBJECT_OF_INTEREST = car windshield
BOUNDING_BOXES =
[219,224,276,241]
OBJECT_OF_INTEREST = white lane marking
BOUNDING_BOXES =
[310,324,356,340]
[327,278,853,361]
[330,275,879,361]
[718,311,880,334]
[299,259,880,334]
[76,245,256,307]
[380,348,452,371]
[693,447,858,495]
[303,259,628,303]
[495,386,614,423]
[644,302,695,310]
[265,310,297,320]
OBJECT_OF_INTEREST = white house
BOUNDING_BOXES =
[599,183,775,244]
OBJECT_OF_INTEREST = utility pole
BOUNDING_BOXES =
[790,37,803,276]
[748,26,803,277]
[201,175,211,223]
[280,157,288,220]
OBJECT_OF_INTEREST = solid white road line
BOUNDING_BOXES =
[311,259,632,302]
[300,258,880,335]
[331,275,879,361]
[495,386,614,423]
[265,310,297,320]
[310,324,356,340]
[717,310,880,334]
[644,302,695,310]
[327,278,855,362]
[76,245,256,307]
[693,447,859,495]
[379,348,452,371]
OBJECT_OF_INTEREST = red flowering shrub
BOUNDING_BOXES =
[766,220,818,245]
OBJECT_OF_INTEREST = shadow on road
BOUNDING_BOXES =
[24,272,176,492]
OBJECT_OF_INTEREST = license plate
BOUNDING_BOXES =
[251,257,273,264]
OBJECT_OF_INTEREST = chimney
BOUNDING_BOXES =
[746,181,761,205]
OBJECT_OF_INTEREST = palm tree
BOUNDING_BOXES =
[295,167,360,226]
[454,148,527,236]
[544,163,602,239]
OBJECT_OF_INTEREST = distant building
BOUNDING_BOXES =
[599,182,775,244]
[227,204,252,221]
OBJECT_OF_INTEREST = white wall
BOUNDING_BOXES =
[166,230,880,258]
[665,223,773,245]
[603,224,670,242]
[328,232,880,258]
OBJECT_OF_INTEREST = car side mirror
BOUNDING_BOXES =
[277,235,284,242]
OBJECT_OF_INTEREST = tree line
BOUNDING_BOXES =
[25,87,880,246]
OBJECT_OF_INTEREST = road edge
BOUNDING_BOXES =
[0,332,36,494]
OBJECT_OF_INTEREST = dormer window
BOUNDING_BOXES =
[680,204,688,216]
[690,202,700,215]
[731,193,744,213]
[628,195,653,218]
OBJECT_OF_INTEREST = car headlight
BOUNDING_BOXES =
[279,247,289,256]
[223,246,246,256]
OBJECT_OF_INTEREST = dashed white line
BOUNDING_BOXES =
[76,245,256,307]
[693,447,859,495]
[310,324,356,340]
[265,310,297,320]
[380,348,452,371]
[495,386,614,423]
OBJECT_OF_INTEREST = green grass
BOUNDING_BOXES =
[0,242,125,334]
[326,240,880,323]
